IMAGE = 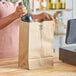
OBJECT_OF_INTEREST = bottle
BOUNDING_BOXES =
[57,0,62,9]
[19,2,33,22]
[47,0,49,9]
[36,0,40,10]
[52,0,56,9]
[29,0,34,12]
[62,0,66,9]
[49,0,53,9]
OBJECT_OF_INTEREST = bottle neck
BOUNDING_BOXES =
[58,0,61,2]
[49,0,52,2]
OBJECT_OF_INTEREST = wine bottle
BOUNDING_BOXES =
[46,0,49,10]
[19,2,33,22]
[29,0,34,11]
[52,0,56,9]
[49,0,53,9]
[62,0,66,9]
[57,0,62,9]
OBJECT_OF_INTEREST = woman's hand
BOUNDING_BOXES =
[37,12,54,22]
[0,5,27,29]
[13,5,27,19]
[40,12,53,20]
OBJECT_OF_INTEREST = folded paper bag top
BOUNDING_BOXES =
[19,21,54,69]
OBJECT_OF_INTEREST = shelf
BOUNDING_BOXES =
[41,9,72,11]
[32,9,72,14]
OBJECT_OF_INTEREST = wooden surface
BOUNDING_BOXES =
[0,54,76,76]
[59,47,76,65]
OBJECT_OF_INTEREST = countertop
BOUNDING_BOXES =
[0,54,76,76]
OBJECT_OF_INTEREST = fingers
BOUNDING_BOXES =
[42,12,55,25]
[45,14,50,20]
[43,12,54,21]
[49,14,54,20]
[16,5,27,18]
[17,5,27,12]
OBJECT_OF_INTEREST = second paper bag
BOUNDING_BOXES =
[19,21,54,69]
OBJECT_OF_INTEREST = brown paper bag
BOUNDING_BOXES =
[19,21,54,69]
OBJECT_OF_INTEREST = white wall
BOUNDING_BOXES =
[73,0,76,19]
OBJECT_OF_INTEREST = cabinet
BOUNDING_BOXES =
[59,46,76,65]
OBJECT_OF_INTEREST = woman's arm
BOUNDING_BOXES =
[0,13,18,29]
[0,5,27,30]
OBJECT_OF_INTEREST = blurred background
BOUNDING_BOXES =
[8,0,76,53]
